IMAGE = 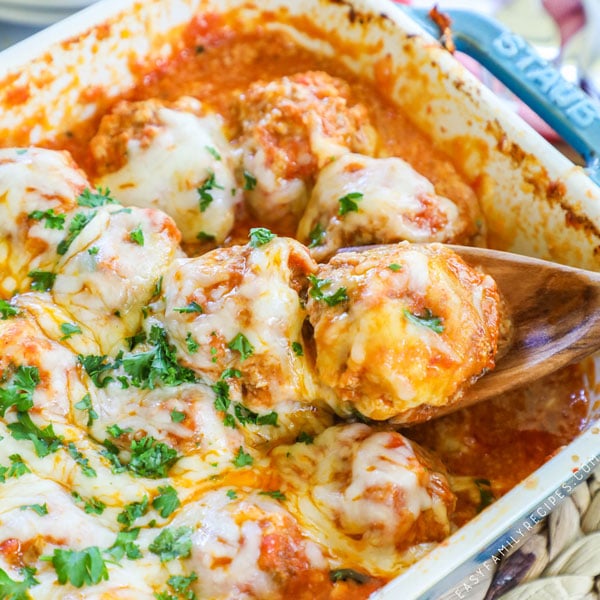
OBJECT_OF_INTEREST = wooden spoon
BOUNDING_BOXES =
[344,244,600,423]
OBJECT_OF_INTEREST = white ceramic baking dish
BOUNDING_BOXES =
[0,0,599,598]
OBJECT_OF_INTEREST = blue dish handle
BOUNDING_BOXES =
[400,6,600,186]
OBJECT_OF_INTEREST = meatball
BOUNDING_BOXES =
[272,423,456,577]
[0,147,90,296]
[90,97,241,244]
[236,71,376,232]
[161,235,320,411]
[306,243,500,421]
[297,153,467,261]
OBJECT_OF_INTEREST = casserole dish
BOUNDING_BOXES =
[0,0,598,598]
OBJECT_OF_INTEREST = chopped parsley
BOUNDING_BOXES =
[296,431,314,445]
[72,491,106,515]
[197,172,223,212]
[88,246,99,256]
[226,490,237,500]
[76,187,116,207]
[149,526,193,562]
[8,411,62,457]
[212,380,231,412]
[248,227,275,248]
[220,368,241,380]
[308,275,348,307]
[475,478,495,513]
[117,496,149,529]
[173,301,203,314]
[258,490,286,501]
[388,263,402,272]
[291,341,304,357]
[20,503,48,516]
[78,354,114,388]
[126,330,146,351]
[66,442,97,478]
[106,424,132,438]
[7,454,31,478]
[403,308,444,334]
[196,231,216,243]
[129,225,144,246]
[0,566,40,598]
[170,409,185,423]
[46,546,109,588]
[243,170,257,191]
[128,436,179,479]
[234,403,278,427]
[74,394,98,426]
[232,446,253,468]
[308,222,326,248]
[152,485,180,518]
[28,208,66,230]
[60,322,82,340]
[106,528,142,561]
[228,333,254,361]
[0,299,19,320]
[185,333,199,354]
[0,365,39,416]
[28,270,56,291]
[205,145,221,160]
[165,573,198,599]
[57,212,96,255]
[337,192,363,215]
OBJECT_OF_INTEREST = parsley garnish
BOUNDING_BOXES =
[0,365,39,416]
[248,227,275,248]
[129,225,144,246]
[106,424,132,438]
[60,322,82,340]
[291,342,304,357]
[337,192,363,215]
[72,491,105,515]
[66,442,97,478]
[329,568,370,584]
[197,172,223,212]
[259,490,286,501]
[308,222,326,248]
[403,308,444,333]
[20,503,48,516]
[7,454,31,478]
[165,573,198,599]
[228,333,254,361]
[475,478,495,513]
[88,246,99,256]
[152,485,180,518]
[196,231,216,243]
[76,187,116,207]
[46,546,109,588]
[212,379,231,412]
[243,170,257,191]
[308,275,348,307]
[74,394,98,426]
[0,299,19,320]
[296,431,314,444]
[28,270,56,291]
[226,490,237,500]
[106,528,142,561]
[28,208,66,230]
[173,301,203,314]
[234,403,278,427]
[221,368,241,380]
[185,333,199,353]
[149,526,193,562]
[205,146,221,160]
[57,212,96,255]
[388,263,402,272]
[78,354,114,388]
[0,566,40,598]
[128,436,179,479]
[126,330,146,351]
[8,411,62,457]
[232,446,253,468]
[117,496,149,529]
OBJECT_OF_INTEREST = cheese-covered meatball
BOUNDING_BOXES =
[162,235,320,411]
[236,71,376,232]
[306,243,500,422]
[273,424,455,576]
[297,153,467,261]
[0,147,90,296]
[90,97,241,244]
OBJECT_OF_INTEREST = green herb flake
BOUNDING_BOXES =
[0,566,40,599]
[149,526,193,562]
[74,393,98,427]
[170,410,185,423]
[185,333,199,354]
[248,227,275,248]
[197,172,223,212]
[78,354,114,388]
[20,503,48,516]
[475,478,495,513]
[152,485,180,518]
[57,212,96,256]
[46,546,109,588]
[258,490,286,501]
[388,263,402,272]
[308,275,348,307]
[205,146,221,160]
[0,299,19,320]
[106,424,133,439]
[66,442,97,478]
[167,573,198,598]
[8,412,62,458]
[28,270,56,292]
[129,225,144,246]
[226,490,237,500]
[337,192,363,216]
[227,333,254,361]
[243,170,257,191]
[403,308,444,334]
[173,301,203,314]
[196,231,216,243]
[7,454,31,478]
[72,492,106,515]
[296,431,314,445]
[329,568,370,584]
[128,436,179,479]
[88,246,99,256]
[106,528,142,561]
[76,187,116,208]
[60,322,82,341]
[291,342,304,357]
[117,496,149,529]
[28,208,66,230]
[308,222,326,248]
[0,365,40,417]
[232,446,253,468]
[211,380,230,412]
